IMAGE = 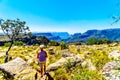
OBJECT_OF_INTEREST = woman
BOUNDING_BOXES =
[37,44,47,77]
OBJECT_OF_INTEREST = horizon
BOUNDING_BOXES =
[0,0,120,33]
[1,27,120,35]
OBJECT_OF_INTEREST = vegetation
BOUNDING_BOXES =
[86,37,112,45]
[60,42,68,50]
[0,18,30,63]
[48,40,59,46]
[0,36,119,79]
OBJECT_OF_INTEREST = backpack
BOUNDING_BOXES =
[38,50,46,62]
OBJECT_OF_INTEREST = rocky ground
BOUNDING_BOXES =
[0,43,120,80]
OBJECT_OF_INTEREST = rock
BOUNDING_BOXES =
[108,50,120,60]
[97,47,105,50]
[81,59,96,70]
[111,43,118,47]
[48,48,55,54]
[47,57,66,71]
[81,61,87,67]
[0,57,38,80]
[87,59,96,70]
[0,52,5,57]
[12,46,18,49]
[83,51,92,58]
[47,54,82,71]
[27,58,34,65]
[25,56,30,60]
[62,49,75,57]
[101,61,120,80]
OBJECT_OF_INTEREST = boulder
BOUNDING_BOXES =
[62,49,75,57]
[27,58,34,65]
[47,54,82,71]
[111,43,118,47]
[87,59,96,70]
[81,59,96,70]
[0,52,5,57]
[101,61,120,80]
[0,57,39,80]
[108,50,120,60]
[48,48,55,54]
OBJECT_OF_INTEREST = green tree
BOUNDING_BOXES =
[36,36,49,45]
[48,40,59,46]
[60,42,68,49]
[86,38,97,45]
[0,18,30,63]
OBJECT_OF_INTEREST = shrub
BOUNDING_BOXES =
[14,41,25,46]
[73,66,105,80]
[4,42,11,47]
[55,68,70,80]
[59,42,68,50]
[86,38,97,45]
[48,41,59,46]
[86,38,112,45]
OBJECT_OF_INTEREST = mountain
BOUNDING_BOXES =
[68,28,120,42]
[33,32,70,41]
[32,28,120,42]
[51,32,70,39]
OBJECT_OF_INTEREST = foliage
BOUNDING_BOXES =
[0,42,119,80]
[0,18,30,40]
[64,59,74,72]
[13,41,24,46]
[59,42,68,50]
[69,41,82,45]
[54,68,70,80]
[4,42,11,47]
[72,66,105,80]
[36,36,49,45]
[48,41,59,46]
[86,37,112,45]
[0,18,30,62]
[86,38,97,45]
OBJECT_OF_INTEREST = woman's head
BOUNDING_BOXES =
[40,44,44,50]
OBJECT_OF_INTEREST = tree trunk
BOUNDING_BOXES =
[4,41,13,63]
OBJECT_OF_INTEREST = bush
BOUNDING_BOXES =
[48,41,59,46]
[60,42,68,50]
[55,68,70,80]
[86,38,97,45]
[4,42,11,47]
[86,38,112,45]
[72,66,105,80]
[14,41,25,46]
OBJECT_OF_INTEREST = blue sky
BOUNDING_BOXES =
[0,0,119,34]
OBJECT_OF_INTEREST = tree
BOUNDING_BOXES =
[86,38,97,45]
[0,18,30,63]
[60,42,68,50]
[36,36,49,45]
[48,40,59,46]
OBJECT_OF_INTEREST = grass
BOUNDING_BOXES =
[0,43,119,79]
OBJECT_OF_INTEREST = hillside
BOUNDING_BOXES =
[68,28,120,42]
[33,32,70,41]
[32,28,120,43]
[0,43,120,79]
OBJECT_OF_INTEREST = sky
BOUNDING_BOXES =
[0,0,120,34]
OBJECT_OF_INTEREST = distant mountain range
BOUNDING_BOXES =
[32,32,70,41]
[33,28,120,42]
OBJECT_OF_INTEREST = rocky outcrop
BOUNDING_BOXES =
[47,54,82,71]
[81,59,96,70]
[62,49,76,57]
[108,50,120,60]
[102,61,120,80]
[0,57,39,80]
